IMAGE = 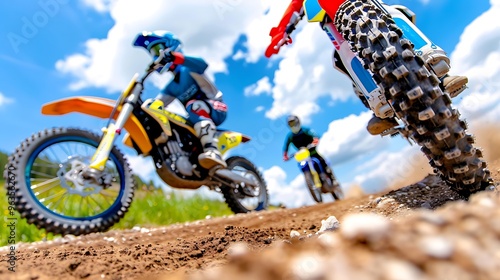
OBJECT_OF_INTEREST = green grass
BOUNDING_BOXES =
[0,179,233,247]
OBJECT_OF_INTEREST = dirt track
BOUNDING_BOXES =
[1,159,499,280]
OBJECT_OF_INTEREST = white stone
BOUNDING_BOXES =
[340,213,391,241]
[227,242,249,259]
[317,216,340,234]
[420,236,454,259]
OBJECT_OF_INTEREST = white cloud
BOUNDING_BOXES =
[263,165,330,208]
[81,0,113,12]
[244,76,272,96]
[0,92,14,107]
[318,111,391,165]
[60,0,278,93]
[451,0,500,126]
[349,146,432,194]
[126,154,156,181]
[232,50,245,61]
[257,23,355,123]
[255,106,265,112]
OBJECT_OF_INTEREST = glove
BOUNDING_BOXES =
[283,152,289,161]
[265,27,293,58]
[159,51,174,65]
[312,138,320,146]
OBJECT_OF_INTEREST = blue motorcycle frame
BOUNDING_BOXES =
[292,147,343,203]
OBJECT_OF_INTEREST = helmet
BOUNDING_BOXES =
[287,115,301,133]
[133,30,182,57]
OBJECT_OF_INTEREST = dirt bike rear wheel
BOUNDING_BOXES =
[304,171,323,203]
[331,183,344,201]
[335,0,492,198]
[4,127,135,236]
[221,156,269,213]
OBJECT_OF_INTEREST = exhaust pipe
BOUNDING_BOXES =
[214,169,258,188]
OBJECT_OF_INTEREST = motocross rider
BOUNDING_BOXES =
[133,30,228,169]
[283,115,339,184]
[265,0,469,135]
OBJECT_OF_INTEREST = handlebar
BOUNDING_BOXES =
[146,47,173,74]
[285,143,317,161]
[272,10,305,51]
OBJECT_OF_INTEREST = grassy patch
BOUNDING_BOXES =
[0,178,233,247]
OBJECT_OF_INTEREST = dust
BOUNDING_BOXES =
[468,122,500,162]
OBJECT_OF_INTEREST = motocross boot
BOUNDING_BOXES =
[324,166,340,188]
[366,115,399,135]
[194,120,227,169]
[421,48,468,97]
[441,74,468,98]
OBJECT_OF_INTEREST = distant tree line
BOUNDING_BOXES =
[0,151,8,175]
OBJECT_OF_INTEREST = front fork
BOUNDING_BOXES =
[301,160,322,188]
[88,76,142,172]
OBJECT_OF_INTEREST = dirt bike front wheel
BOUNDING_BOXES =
[221,156,269,213]
[303,171,323,203]
[335,0,492,197]
[4,127,135,236]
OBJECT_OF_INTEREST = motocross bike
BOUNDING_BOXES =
[286,144,344,203]
[271,0,492,198]
[4,51,269,236]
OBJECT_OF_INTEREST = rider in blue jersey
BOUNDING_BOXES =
[133,31,228,169]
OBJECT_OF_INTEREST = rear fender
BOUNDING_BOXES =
[217,130,251,155]
[41,96,153,155]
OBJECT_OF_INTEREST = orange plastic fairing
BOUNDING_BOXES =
[41,96,152,154]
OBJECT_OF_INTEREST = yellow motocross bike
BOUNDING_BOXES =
[4,55,269,236]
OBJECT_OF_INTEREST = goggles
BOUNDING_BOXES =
[149,43,166,57]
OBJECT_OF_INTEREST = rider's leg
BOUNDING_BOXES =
[310,150,332,176]
[387,4,468,97]
[187,100,227,169]
[310,151,341,187]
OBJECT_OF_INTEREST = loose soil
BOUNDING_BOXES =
[1,160,499,280]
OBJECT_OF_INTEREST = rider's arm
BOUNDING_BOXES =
[283,133,293,154]
[169,52,208,74]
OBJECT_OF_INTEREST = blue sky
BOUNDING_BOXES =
[1,0,499,208]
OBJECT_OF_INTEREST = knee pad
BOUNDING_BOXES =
[187,100,211,118]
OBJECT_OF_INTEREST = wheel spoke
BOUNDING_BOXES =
[26,138,124,219]
[40,189,67,204]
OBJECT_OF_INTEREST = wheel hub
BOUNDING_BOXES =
[57,156,104,197]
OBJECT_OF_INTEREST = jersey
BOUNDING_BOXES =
[283,126,318,153]
[161,55,209,104]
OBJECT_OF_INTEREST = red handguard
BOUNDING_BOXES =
[265,33,292,58]
[265,0,302,58]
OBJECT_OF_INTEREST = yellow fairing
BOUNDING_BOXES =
[294,148,311,162]
[41,96,152,155]
[218,131,250,155]
[303,0,326,22]
[141,98,196,136]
